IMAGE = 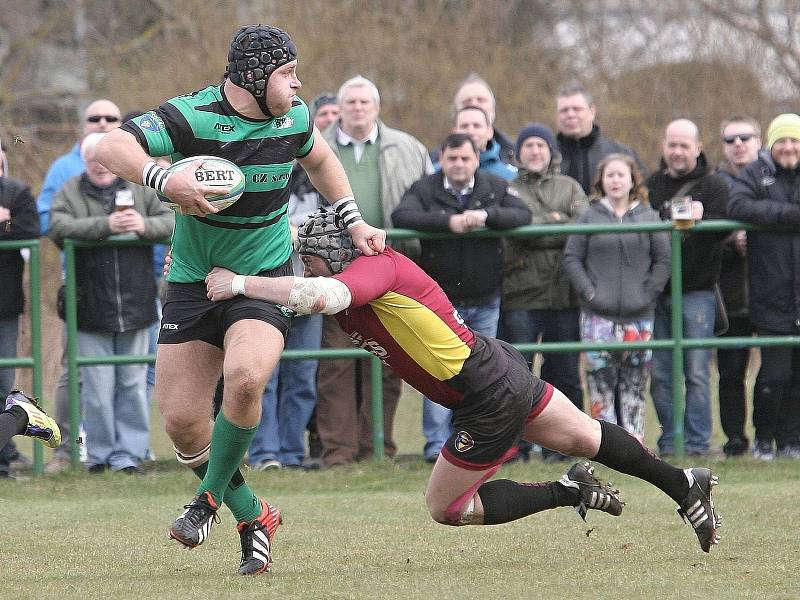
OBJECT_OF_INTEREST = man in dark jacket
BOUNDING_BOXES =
[392,133,531,461]
[715,116,762,457]
[646,119,729,457]
[49,133,174,473]
[555,82,646,194]
[728,113,800,460]
[0,136,40,477]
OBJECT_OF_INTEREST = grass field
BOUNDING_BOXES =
[1,456,799,600]
[2,380,799,599]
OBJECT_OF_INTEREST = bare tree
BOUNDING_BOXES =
[697,0,800,98]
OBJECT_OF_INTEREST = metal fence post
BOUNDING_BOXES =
[28,241,44,474]
[669,230,685,457]
[64,240,81,467]
[370,355,385,460]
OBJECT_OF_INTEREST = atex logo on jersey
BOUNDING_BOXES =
[454,431,475,452]
[273,116,294,130]
[161,323,179,330]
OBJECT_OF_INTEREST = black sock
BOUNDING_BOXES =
[593,420,688,504]
[0,406,29,449]
[478,479,579,525]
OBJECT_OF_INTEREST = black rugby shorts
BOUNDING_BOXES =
[158,259,293,348]
[441,340,553,470]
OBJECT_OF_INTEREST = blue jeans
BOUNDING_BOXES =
[501,308,582,459]
[422,296,500,460]
[651,290,715,455]
[77,328,151,470]
[501,308,583,406]
[249,313,322,466]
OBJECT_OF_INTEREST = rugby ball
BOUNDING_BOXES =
[158,155,245,212]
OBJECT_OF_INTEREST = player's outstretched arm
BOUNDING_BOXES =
[205,267,352,315]
[95,129,222,216]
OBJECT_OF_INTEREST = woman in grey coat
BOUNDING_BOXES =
[563,154,670,441]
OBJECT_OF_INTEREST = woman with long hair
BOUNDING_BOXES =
[563,154,670,441]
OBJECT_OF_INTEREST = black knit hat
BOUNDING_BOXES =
[312,93,337,116]
[516,122,556,158]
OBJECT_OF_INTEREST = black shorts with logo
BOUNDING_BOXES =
[158,259,294,348]
[441,339,553,470]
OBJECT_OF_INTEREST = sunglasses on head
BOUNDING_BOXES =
[86,115,120,123]
[723,133,755,144]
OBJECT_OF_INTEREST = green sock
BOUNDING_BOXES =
[197,411,259,513]
[191,462,262,523]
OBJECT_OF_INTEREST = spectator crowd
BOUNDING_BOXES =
[2,74,799,478]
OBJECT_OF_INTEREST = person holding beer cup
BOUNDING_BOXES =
[644,119,730,458]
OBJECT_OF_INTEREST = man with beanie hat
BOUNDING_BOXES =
[729,113,800,460]
[312,93,339,131]
[501,123,587,462]
[94,24,386,575]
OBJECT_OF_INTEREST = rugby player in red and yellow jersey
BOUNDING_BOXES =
[205,209,722,554]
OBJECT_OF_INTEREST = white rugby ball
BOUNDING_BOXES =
[158,155,246,212]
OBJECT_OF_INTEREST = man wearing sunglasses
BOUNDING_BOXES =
[714,117,762,458]
[38,99,122,235]
[36,98,122,474]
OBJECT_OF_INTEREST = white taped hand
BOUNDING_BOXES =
[287,277,352,315]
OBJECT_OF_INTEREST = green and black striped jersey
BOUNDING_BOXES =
[122,84,314,283]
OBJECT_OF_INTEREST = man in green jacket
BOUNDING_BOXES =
[318,75,433,466]
[501,123,588,461]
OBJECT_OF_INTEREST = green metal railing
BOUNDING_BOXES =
[57,220,800,469]
[61,237,386,465]
[0,239,44,474]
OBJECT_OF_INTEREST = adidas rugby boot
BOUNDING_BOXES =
[678,468,721,552]
[559,462,624,520]
[237,500,281,575]
[169,491,220,548]
[4,389,61,449]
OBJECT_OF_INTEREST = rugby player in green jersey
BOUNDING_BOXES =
[95,25,385,575]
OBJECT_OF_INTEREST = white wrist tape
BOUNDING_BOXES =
[332,196,364,229]
[231,274,247,296]
[142,160,172,194]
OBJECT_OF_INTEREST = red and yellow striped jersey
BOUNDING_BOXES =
[333,248,508,408]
